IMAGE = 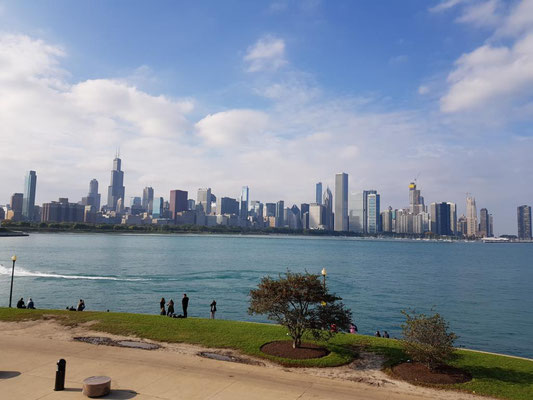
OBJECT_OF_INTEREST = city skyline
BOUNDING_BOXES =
[1,1,533,233]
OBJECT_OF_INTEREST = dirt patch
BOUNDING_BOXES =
[198,351,265,366]
[74,336,160,350]
[261,341,329,359]
[392,362,472,385]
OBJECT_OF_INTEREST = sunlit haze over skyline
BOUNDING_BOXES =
[1,0,533,234]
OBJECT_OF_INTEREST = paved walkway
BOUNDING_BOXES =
[0,333,459,400]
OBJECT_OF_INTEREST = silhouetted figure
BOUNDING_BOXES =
[27,298,35,309]
[383,331,390,338]
[349,323,358,334]
[210,300,217,319]
[375,330,381,338]
[182,294,189,318]
[16,298,26,309]
[66,306,76,311]
[77,299,85,311]
[167,299,175,316]
[160,297,166,315]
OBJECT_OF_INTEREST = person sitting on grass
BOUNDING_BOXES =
[349,323,358,334]
[167,299,175,316]
[383,331,390,338]
[27,298,35,309]
[77,299,85,311]
[375,330,381,337]
[160,297,166,314]
[16,298,26,309]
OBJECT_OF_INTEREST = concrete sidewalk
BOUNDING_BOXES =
[0,333,459,400]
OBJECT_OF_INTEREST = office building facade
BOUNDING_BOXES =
[22,170,37,221]
[517,205,532,240]
[107,155,125,211]
[334,173,348,231]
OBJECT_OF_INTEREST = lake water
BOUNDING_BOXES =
[1,233,532,359]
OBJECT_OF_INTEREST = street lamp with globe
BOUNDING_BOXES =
[321,267,327,289]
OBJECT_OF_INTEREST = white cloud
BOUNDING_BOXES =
[456,0,502,28]
[418,85,430,95]
[195,110,270,146]
[244,35,287,72]
[429,0,468,13]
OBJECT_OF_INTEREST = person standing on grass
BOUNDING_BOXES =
[182,294,189,318]
[167,299,175,316]
[210,300,217,319]
[160,297,166,315]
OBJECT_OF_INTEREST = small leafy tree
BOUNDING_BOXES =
[249,271,352,348]
[401,309,457,370]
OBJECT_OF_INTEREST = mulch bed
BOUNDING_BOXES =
[392,362,472,385]
[261,341,329,359]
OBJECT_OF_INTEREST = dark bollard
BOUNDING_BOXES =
[54,359,66,391]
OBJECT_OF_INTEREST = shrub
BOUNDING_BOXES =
[401,309,457,370]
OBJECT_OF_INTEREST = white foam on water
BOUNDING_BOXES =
[0,264,146,281]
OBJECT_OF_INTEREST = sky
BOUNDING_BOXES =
[1,0,533,234]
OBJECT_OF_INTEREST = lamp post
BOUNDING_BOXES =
[8,255,17,308]
[321,267,327,290]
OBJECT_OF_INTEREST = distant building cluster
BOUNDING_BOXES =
[1,154,530,240]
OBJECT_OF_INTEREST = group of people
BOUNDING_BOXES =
[159,295,217,319]
[16,297,35,309]
[66,299,85,311]
[375,330,390,338]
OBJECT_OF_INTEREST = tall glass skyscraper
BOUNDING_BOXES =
[107,155,125,211]
[365,191,380,234]
[240,186,249,220]
[22,170,37,221]
[334,173,348,231]
[517,205,532,240]
[315,182,322,205]
[142,187,154,213]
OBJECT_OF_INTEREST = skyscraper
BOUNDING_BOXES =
[22,170,37,221]
[240,186,249,220]
[466,195,478,237]
[169,190,188,219]
[334,173,348,231]
[517,205,532,240]
[430,202,453,236]
[217,197,239,215]
[381,207,393,232]
[276,200,284,227]
[367,192,380,234]
[197,188,212,214]
[152,197,164,218]
[323,187,333,230]
[348,192,364,233]
[9,193,23,221]
[107,154,125,211]
[363,190,378,233]
[142,187,154,213]
[479,208,490,238]
[82,179,101,211]
[315,182,323,205]
[408,182,424,214]
[448,202,457,235]
[308,203,325,229]
[265,203,276,217]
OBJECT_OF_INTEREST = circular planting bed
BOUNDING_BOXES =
[260,341,329,359]
[392,362,472,385]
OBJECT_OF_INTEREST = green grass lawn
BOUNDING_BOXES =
[1,308,532,400]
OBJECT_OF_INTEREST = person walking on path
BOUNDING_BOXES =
[16,298,26,309]
[182,294,189,318]
[160,297,166,315]
[210,300,217,319]
[167,299,175,317]
[27,298,35,309]
[77,299,85,311]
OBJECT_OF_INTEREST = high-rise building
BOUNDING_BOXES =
[275,200,285,227]
[240,186,249,220]
[448,202,457,235]
[169,190,188,219]
[323,188,333,230]
[82,179,101,211]
[41,198,84,223]
[334,173,348,231]
[142,187,154,213]
[362,190,378,233]
[381,207,393,232]
[366,192,380,234]
[217,197,239,215]
[517,205,532,240]
[430,202,453,236]
[152,197,164,218]
[479,208,490,238]
[348,192,364,233]
[197,188,212,214]
[457,215,467,236]
[265,203,276,217]
[8,193,24,221]
[408,182,424,215]
[488,214,494,237]
[308,203,325,229]
[188,199,196,210]
[466,195,478,237]
[22,170,37,221]
[315,182,323,205]
[107,154,125,211]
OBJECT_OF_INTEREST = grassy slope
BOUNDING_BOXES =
[0,308,531,400]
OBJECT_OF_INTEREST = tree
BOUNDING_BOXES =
[401,309,457,370]
[249,271,352,348]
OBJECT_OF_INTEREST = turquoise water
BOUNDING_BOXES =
[1,233,532,359]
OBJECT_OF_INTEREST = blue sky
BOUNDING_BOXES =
[1,0,533,234]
